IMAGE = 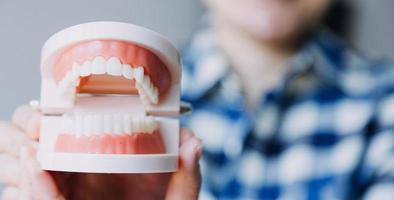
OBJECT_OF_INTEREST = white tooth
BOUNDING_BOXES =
[135,83,143,91]
[62,71,73,88]
[107,57,122,76]
[70,119,76,134]
[131,118,140,133]
[139,93,147,101]
[152,87,159,104]
[71,63,81,79]
[65,71,73,82]
[141,97,150,106]
[146,86,155,102]
[133,67,144,83]
[65,87,76,98]
[135,81,151,105]
[139,92,150,106]
[139,119,146,133]
[91,56,106,74]
[83,116,93,136]
[145,118,152,133]
[73,79,81,87]
[58,79,68,91]
[144,118,151,133]
[152,84,157,95]
[151,96,158,105]
[65,94,75,104]
[122,64,133,79]
[148,83,155,95]
[137,75,158,105]
[93,115,103,135]
[123,115,132,134]
[146,117,153,133]
[75,116,83,135]
[152,120,159,132]
[140,119,146,132]
[142,75,151,90]
[148,117,157,133]
[104,115,113,133]
[114,115,123,135]
[67,66,80,87]
[59,79,75,96]
[80,60,92,77]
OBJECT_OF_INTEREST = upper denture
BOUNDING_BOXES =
[53,40,171,101]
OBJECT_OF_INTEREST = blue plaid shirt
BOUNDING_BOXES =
[180,27,394,200]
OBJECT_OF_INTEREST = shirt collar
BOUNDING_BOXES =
[181,26,366,102]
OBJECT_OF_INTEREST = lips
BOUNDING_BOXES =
[53,40,172,105]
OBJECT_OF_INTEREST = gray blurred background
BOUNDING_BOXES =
[0,0,393,119]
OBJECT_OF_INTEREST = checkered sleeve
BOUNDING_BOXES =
[361,90,394,200]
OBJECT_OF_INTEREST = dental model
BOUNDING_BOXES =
[37,22,181,173]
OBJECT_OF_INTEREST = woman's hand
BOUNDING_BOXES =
[0,105,202,200]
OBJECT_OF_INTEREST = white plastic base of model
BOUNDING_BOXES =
[38,115,179,173]
[38,152,178,173]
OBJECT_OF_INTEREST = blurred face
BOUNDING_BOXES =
[204,0,330,42]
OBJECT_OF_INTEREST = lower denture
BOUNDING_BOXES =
[55,131,165,154]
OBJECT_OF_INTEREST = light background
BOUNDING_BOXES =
[0,0,393,194]
[0,0,204,119]
[0,0,393,119]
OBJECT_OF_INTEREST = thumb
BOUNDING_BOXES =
[19,145,65,200]
[166,129,202,200]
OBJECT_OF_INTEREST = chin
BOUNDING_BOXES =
[237,13,306,43]
[211,0,323,43]
[250,22,304,43]
[219,2,306,42]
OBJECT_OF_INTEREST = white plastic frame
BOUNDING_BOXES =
[38,22,182,173]
[40,21,181,115]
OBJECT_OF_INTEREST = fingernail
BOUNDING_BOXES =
[195,144,203,160]
[181,138,199,170]
[192,139,202,161]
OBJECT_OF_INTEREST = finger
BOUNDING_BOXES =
[179,136,202,173]
[19,147,32,200]
[166,130,202,200]
[20,146,65,200]
[180,128,194,146]
[1,186,19,200]
[0,154,20,186]
[12,105,41,140]
[0,122,30,157]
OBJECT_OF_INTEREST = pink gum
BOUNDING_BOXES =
[55,131,166,154]
[53,40,171,95]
